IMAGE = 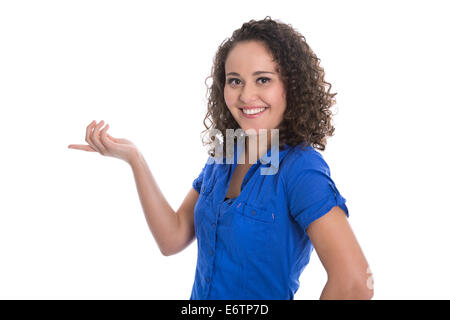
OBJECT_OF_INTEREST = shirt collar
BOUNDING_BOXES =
[222,140,292,171]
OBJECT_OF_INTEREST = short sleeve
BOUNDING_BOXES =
[192,161,208,194]
[283,153,349,234]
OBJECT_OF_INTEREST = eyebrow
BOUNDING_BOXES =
[226,71,276,77]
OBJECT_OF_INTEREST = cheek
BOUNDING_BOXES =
[265,87,286,107]
[267,87,287,119]
[224,87,237,108]
[275,87,287,109]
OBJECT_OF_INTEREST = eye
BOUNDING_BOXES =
[227,78,241,86]
[227,77,271,86]
[258,77,271,84]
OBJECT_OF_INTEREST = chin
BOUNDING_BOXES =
[242,125,270,133]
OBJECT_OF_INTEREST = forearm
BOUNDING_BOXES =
[129,151,179,255]
[320,279,373,300]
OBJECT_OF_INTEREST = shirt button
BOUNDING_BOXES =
[209,249,214,255]
[211,223,216,228]
[206,277,210,283]
[251,210,256,215]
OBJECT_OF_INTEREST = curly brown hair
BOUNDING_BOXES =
[201,16,338,158]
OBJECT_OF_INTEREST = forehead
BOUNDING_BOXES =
[225,41,277,73]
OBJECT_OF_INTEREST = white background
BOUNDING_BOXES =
[1,0,449,300]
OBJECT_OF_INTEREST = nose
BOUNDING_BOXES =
[239,82,260,104]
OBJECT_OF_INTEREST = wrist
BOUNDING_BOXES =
[128,149,142,167]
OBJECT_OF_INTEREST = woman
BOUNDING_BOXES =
[68,16,373,300]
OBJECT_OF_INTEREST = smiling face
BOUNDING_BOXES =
[224,40,287,140]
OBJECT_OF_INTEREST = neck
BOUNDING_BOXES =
[243,130,272,165]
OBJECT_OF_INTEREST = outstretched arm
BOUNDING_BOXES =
[68,120,197,256]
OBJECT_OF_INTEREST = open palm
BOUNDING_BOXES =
[68,120,138,164]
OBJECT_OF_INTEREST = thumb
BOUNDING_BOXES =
[106,133,118,143]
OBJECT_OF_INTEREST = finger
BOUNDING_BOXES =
[85,120,100,153]
[90,120,107,155]
[106,133,118,143]
[107,134,127,145]
[68,144,97,152]
[100,124,113,147]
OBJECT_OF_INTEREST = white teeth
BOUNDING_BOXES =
[242,107,266,115]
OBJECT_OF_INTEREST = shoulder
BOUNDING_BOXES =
[280,143,330,178]
[280,144,349,228]
[199,155,227,184]
[193,155,217,193]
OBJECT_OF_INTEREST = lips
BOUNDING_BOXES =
[239,105,267,110]
[239,107,268,119]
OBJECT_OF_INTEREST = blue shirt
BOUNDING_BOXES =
[190,142,349,300]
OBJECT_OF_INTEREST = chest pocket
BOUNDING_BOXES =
[231,201,278,296]
[239,201,275,224]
